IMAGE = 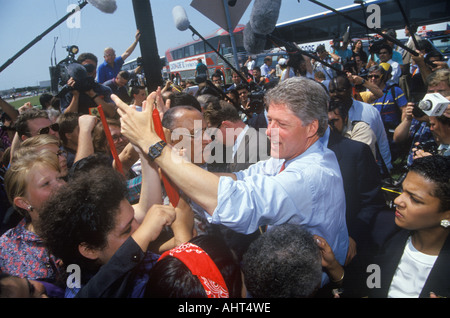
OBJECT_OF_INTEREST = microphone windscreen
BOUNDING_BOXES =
[87,0,117,14]
[244,22,267,55]
[172,6,190,31]
[343,26,350,43]
[249,0,281,35]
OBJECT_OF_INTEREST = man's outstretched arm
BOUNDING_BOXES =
[112,93,224,215]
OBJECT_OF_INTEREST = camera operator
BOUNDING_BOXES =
[367,29,403,69]
[394,69,450,164]
[313,45,340,81]
[59,53,117,118]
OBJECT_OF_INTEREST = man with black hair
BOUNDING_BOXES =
[367,29,403,68]
[242,224,335,298]
[167,92,202,113]
[59,53,116,117]
[103,70,132,104]
[329,75,392,173]
[226,71,244,92]
[203,102,270,173]
[211,72,224,92]
[378,44,402,87]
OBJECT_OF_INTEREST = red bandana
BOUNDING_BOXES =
[159,242,229,298]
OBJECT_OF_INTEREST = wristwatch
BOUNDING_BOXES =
[147,140,167,161]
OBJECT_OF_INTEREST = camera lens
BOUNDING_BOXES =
[418,100,432,111]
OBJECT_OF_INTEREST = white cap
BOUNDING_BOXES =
[278,58,287,65]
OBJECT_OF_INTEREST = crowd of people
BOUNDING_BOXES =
[0,24,449,299]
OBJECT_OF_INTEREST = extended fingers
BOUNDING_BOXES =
[111,94,130,118]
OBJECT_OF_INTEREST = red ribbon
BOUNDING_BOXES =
[152,108,180,207]
[97,105,124,175]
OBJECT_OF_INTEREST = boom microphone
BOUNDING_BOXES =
[172,6,191,31]
[244,22,267,54]
[249,0,282,36]
[87,0,117,13]
[244,0,282,54]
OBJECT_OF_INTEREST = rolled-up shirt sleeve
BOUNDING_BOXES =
[207,142,349,269]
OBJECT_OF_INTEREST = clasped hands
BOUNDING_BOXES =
[112,88,168,153]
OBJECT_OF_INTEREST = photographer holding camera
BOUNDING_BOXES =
[367,29,403,69]
[394,69,450,164]
[59,53,117,118]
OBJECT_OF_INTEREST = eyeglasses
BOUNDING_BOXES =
[38,123,59,135]
[368,74,381,79]
[112,134,126,142]
[173,127,207,139]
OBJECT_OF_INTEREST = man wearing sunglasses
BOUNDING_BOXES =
[15,109,60,141]
[369,64,408,161]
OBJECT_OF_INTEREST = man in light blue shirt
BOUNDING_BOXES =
[329,76,393,172]
[114,77,349,285]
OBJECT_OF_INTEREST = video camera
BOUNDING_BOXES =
[368,38,386,54]
[50,45,79,92]
[413,93,449,117]
[247,90,265,114]
[52,45,97,98]
[415,140,438,155]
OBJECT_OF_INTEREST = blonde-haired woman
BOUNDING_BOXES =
[0,149,65,283]
[17,134,68,178]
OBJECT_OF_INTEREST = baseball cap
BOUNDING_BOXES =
[278,58,287,66]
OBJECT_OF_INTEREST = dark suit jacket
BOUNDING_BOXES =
[347,230,450,298]
[247,111,268,131]
[327,130,386,250]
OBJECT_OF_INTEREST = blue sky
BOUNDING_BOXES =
[0,0,358,90]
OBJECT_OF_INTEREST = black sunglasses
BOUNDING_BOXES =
[368,74,381,79]
[38,123,59,135]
